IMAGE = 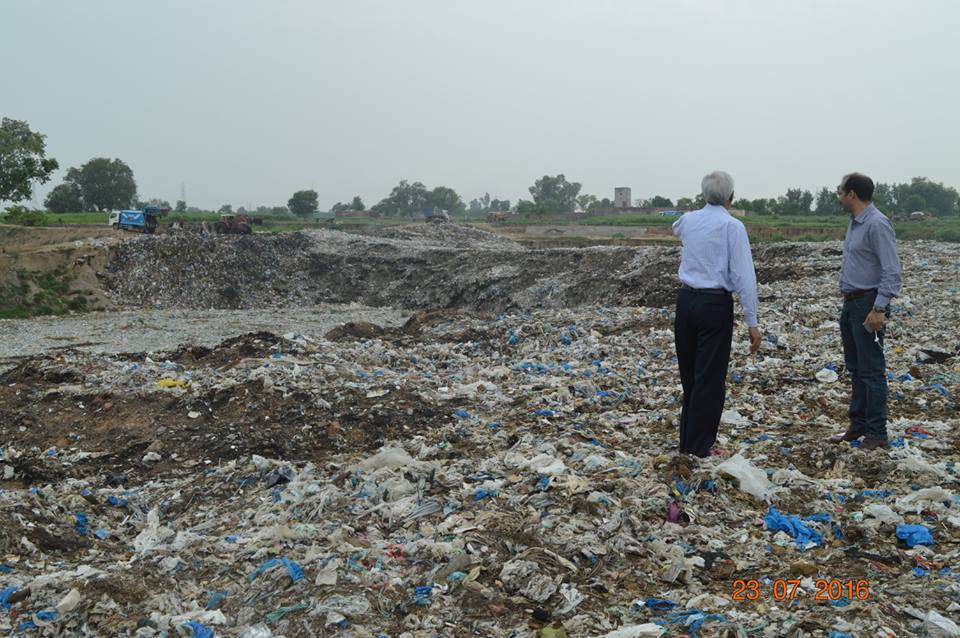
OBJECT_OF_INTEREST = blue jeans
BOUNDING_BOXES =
[839,293,888,440]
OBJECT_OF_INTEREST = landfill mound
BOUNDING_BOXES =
[2,238,960,636]
[101,226,839,313]
[359,222,524,250]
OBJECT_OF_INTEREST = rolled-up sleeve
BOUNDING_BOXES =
[727,222,759,327]
[872,217,902,308]
[672,216,683,238]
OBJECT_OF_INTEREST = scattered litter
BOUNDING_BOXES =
[0,237,957,635]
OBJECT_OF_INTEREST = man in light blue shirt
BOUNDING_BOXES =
[671,171,761,457]
[831,172,901,451]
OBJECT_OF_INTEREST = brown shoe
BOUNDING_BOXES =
[860,438,889,451]
[830,429,864,443]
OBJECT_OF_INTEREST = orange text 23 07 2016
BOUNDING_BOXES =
[731,578,870,602]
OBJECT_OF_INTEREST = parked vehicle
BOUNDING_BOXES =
[214,214,255,234]
[107,205,164,233]
[423,207,449,223]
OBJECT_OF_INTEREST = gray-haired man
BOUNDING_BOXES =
[672,171,761,457]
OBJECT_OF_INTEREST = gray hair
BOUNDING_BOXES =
[701,171,735,205]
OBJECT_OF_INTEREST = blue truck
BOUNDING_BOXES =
[422,207,449,223]
[108,205,163,233]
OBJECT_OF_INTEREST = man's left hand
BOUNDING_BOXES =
[864,310,886,332]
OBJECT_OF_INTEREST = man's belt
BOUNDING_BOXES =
[842,288,878,301]
[680,284,730,295]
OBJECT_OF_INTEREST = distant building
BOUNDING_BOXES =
[614,187,632,209]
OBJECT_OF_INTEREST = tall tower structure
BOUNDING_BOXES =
[614,187,632,209]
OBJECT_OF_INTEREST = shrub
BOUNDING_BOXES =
[2,205,49,227]
[935,229,960,243]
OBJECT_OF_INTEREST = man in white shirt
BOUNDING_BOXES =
[671,171,762,457]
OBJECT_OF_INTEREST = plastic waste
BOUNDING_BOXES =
[764,506,823,548]
[237,624,273,638]
[716,454,776,501]
[815,368,839,383]
[357,446,416,471]
[598,624,665,638]
[925,610,960,638]
[248,557,305,583]
[133,507,175,553]
[897,524,934,547]
[56,589,82,615]
[157,378,190,389]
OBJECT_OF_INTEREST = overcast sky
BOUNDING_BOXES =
[4,0,958,210]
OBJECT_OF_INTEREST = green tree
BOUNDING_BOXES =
[350,196,365,211]
[902,194,926,212]
[529,174,582,213]
[649,195,673,207]
[588,197,615,213]
[44,182,84,213]
[676,197,695,209]
[65,158,136,211]
[896,177,959,216]
[516,199,538,215]
[576,194,597,212]
[427,186,465,215]
[775,188,813,215]
[175,200,187,213]
[872,183,897,212]
[490,198,511,212]
[287,190,319,217]
[218,204,233,214]
[0,118,59,203]
[813,187,842,215]
[371,180,430,217]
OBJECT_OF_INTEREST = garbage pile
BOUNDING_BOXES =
[1,239,959,636]
[101,225,843,314]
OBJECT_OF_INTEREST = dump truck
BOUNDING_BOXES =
[108,205,164,233]
[423,207,449,224]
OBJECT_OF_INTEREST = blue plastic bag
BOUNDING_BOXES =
[896,524,934,547]
[249,557,305,583]
[764,506,823,548]
[644,597,677,611]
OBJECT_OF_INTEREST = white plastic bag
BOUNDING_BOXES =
[716,454,776,501]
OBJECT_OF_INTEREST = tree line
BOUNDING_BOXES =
[4,118,958,219]
[734,179,960,217]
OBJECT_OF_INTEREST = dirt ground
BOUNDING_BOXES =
[0,224,128,311]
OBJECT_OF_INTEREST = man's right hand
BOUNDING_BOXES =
[748,326,762,354]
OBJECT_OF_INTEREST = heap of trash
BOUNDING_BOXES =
[1,238,959,637]
[100,225,848,314]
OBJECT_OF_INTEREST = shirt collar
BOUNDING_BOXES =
[851,203,877,224]
[703,204,728,214]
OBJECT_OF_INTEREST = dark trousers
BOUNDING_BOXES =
[839,293,888,439]
[674,288,734,456]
